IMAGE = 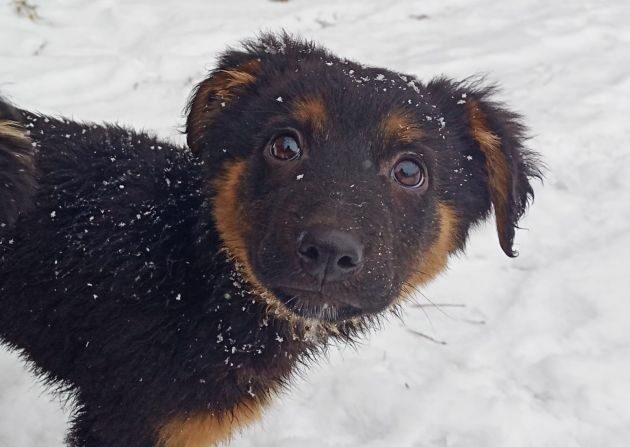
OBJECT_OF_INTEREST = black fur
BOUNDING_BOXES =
[0,34,542,447]
[0,111,326,446]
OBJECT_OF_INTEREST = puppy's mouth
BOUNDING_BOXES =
[271,285,388,323]
[249,240,396,323]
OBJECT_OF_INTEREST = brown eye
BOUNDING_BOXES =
[270,134,301,161]
[392,158,427,188]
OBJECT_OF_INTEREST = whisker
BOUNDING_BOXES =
[403,285,436,333]
[411,303,466,309]
[403,283,435,332]
[405,281,486,326]
[404,279,456,320]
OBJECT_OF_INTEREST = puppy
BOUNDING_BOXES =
[0,34,541,447]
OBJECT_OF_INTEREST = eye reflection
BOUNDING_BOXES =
[270,135,301,161]
[392,158,426,188]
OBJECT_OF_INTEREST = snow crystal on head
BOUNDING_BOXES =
[261,39,287,55]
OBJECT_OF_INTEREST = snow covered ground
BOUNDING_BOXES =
[1,0,629,446]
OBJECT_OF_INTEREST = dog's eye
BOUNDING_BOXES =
[392,158,427,189]
[269,134,301,161]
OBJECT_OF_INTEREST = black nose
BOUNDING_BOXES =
[296,227,364,282]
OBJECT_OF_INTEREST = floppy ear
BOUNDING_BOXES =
[185,33,319,156]
[463,89,542,257]
[185,57,261,155]
[428,78,542,257]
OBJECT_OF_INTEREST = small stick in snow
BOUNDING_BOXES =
[13,0,40,21]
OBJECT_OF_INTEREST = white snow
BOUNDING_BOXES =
[1,1,630,446]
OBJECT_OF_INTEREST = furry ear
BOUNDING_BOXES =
[463,89,542,257]
[428,78,542,257]
[185,33,323,157]
[186,57,261,155]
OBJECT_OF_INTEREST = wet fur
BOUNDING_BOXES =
[0,34,541,447]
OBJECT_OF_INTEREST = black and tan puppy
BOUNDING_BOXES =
[0,34,541,447]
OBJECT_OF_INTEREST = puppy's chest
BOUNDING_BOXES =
[157,315,318,447]
[190,309,316,392]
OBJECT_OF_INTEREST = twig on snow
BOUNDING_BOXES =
[13,0,40,21]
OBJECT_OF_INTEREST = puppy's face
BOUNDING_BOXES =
[187,35,540,323]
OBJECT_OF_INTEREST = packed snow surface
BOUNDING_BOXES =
[1,0,629,446]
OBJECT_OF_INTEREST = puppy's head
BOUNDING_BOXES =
[187,34,541,323]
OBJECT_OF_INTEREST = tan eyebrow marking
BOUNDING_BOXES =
[292,95,328,133]
[382,110,424,142]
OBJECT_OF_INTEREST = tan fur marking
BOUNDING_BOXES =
[382,110,424,142]
[158,398,264,447]
[466,100,511,250]
[0,120,30,144]
[211,160,250,270]
[405,203,458,293]
[212,67,258,99]
[292,95,328,133]
[211,160,298,320]
[187,60,260,152]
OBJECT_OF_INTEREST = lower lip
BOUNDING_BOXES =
[273,287,366,320]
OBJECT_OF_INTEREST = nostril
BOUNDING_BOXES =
[337,255,357,270]
[299,244,320,262]
[297,228,364,281]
